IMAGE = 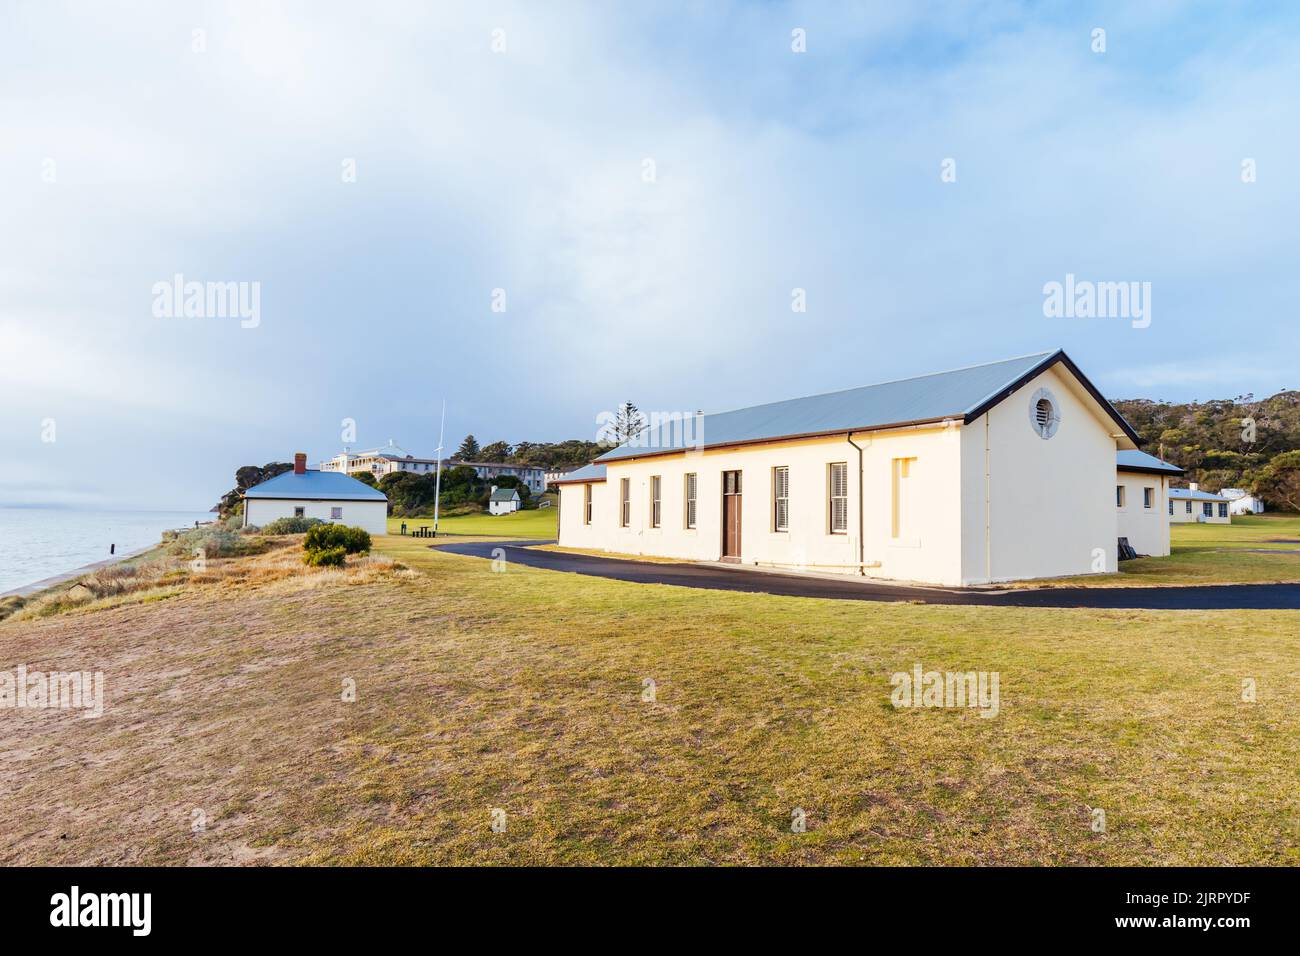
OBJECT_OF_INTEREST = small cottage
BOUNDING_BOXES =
[488,485,521,515]
[242,453,389,536]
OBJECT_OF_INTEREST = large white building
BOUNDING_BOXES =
[320,441,546,493]
[556,350,1166,586]
[243,454,389,536]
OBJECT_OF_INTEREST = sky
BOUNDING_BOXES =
[3,0,1299,511]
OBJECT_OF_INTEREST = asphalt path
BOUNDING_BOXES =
[432,539,1300,610]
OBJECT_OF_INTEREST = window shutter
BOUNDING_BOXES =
[685,473,697,529]
[773,466,789,531]
[829,463,848,532]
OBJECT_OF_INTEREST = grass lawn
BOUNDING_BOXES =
[0,531,1294,865]
[1033,514,1300,588]
[387,502,557,539]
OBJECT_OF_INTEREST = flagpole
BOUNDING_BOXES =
[432,399,446,537]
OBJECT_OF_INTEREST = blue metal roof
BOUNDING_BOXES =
[1117,450,1184,475]
[596,350,1136,462]
[1169,487,1228,502]
[244,470,388,501]
[553,463,606,483]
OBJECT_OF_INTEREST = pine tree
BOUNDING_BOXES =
[613,402,645,443]
[456,434,481,460]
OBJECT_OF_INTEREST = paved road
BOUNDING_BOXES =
[433,540,1300,610]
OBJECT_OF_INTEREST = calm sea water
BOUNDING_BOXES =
[0,507,214,594]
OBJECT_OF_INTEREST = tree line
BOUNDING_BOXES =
[1112,389,1300,511]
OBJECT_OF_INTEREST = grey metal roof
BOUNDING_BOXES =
[244,470,388,501]
[552,463,606,484]
[1169,487,1228,502]
[489,486,520,501]
[1117,450,1184,475]
[596,349,1136,462]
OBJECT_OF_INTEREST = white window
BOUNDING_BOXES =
[650,476,662,528]
[772,466,789,532]
[1218,502,1228,518]
[1116,486,1125,508]
[620,478,630,527]
[1168,499,1174,515]
[583,484,593,525]
[294,506,305,518]
[1202,502,1213,517]
[331,507,343,519]
[829,462,848,534]
[1186,501,1192,514]
[1143,487,1153,509]
[684,473,697,529]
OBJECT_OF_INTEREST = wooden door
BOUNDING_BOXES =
[722,471,742,560]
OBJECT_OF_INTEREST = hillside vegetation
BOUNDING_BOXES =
[1112,390,1300,508]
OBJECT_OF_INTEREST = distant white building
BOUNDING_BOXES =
[243,454,388,536]
[488,486,521,515]
[1168,483,1231,524]
[544,467,578,488]
[319,440,546,493]
[1220,488,1265,515]
[1116,450,1183,557]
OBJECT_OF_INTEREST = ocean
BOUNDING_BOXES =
[0,507,214,595]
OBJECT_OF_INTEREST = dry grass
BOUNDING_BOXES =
[0,533,1295,866]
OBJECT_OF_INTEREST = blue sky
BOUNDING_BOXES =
[3,1,1299,510]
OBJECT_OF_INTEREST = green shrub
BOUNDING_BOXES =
[303,545,347,567]
[303,524,371,555]
[261,516,325,535]
[166,526,260,558]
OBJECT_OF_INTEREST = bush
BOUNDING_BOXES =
[303,524,371,555]
[166,526,260,558]
[303,546,347,567]
[261,516,325,535]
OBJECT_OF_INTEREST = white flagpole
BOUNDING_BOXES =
[432,399,446,537]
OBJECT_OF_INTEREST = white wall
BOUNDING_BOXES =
[558,425,967,585]
[1228,495,1264,515]
[560,365,1127,586]
[1116,471,1170,556]
[1169,497,1230,524]
[245,498,388,537]
[959,365,1121,583]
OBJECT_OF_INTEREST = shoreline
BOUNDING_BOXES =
[0,545,158,599]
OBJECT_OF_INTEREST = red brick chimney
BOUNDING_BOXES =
[294,452,307,475]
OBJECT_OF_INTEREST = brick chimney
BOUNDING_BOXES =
[294,452,307,475]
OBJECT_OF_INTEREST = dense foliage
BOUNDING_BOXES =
[259,516,325,535]
[166,525,261,558]
[303,546,347,567]
[1112,390,1300,506]
[303,524,371,555]
[215,462,293,516]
